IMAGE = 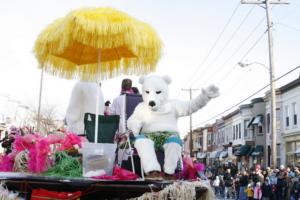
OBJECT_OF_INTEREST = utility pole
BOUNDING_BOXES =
[241,0,288,167]
[182,88,200,158]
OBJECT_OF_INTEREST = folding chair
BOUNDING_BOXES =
[124,94,143,122]
[83,113,120,143]
[116,94,143,176]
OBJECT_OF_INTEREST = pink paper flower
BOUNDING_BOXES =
[58,133,82,151]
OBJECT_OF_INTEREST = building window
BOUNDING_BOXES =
[292,102,297,126]
[258,126,263,134]
[199,137,203,147]
[244,120,249,137]
[285,106,290,128]
[208,134,211,145]
[266,113,270,133]
[222,129,225,144]
[238,123,241,139]
[233,126,235,140]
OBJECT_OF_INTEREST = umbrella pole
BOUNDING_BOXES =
[37,67,44,133]
[94,49,101,143]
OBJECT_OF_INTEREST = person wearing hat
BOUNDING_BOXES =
[276,165,288,200]
[253,182,262,200]
[245,183,254,200]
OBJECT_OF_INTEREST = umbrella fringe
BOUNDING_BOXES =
[39,56,156,81]
[34,7,162,81]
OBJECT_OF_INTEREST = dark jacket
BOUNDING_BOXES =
[291,181,300,199]
[240,175,249,187]
[224,173,233,187]
[262,183,273,197]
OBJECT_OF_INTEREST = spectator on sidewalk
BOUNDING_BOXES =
[261,178,272,200]
[245,183,254,200]
[213,175,221,196]
[224,169,234,199]
[239,171,249,200]
[253,182,262,200]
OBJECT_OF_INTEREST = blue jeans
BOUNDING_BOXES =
[214,186,220,196]
[239,186,246,200]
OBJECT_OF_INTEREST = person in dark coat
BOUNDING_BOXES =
[239,171,249,200]
[291,179,300,200]
[224,169,234,199]
[276,165,288,200]
[261,178,273,200]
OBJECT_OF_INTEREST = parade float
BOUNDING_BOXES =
[0,7,214,199]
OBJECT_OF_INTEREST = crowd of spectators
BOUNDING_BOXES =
[206,163,300,200]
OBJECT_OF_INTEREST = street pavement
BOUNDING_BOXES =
[215,193,236,200]
[216,197,235,200]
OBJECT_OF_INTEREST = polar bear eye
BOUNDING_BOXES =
[145,91,150,94]
[156,91,162,94]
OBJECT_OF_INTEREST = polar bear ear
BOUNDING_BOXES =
[162,75,172,85]
[139,76,145,84]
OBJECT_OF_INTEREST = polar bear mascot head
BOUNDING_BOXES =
[139,75,171,111]
[128,74,219,135]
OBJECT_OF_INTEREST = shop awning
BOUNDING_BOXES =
[248,147,255,156]
[197,152,206,159]
[252,115,263,126]
[234,145,252,156]
[247,117,256,128]
[251,145,264,156]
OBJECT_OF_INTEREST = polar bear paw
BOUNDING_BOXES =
[203,85,220,99]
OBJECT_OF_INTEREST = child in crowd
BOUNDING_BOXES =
[253,182,262,200]
[245,183,254,200]
[212,176,220,196]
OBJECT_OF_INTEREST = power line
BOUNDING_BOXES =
[215,30,267,85]
[192,65,300,128]
[182,1,241,89]
[204,17,266,86]
[196,5,276,87]
[277,22,300,32]
[188,5,256,88]
[189,5,275,89]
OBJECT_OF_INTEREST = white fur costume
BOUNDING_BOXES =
[127,75,219,175]
[66,81,104,135]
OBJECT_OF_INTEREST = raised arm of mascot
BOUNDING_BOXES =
[127,75,219,180]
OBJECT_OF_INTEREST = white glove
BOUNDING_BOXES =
[203,85,220,99]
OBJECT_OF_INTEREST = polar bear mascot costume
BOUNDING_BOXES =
[66,81,104,135]
[127,75,219,179]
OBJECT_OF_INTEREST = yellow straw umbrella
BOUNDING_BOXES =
[34,7,162,141]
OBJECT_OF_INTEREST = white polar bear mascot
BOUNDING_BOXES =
[127,75,219,179]
[66,81,104,135]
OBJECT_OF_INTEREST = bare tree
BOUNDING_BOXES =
[25,103,63,135]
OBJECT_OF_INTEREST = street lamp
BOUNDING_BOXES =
[238,60,277,167]
[238,61,269,71]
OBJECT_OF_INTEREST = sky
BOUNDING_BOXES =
[0,0,299,137]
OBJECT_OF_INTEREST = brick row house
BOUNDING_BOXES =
[188,77,300,169]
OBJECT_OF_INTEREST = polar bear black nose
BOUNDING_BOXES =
[149,101,156,107]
